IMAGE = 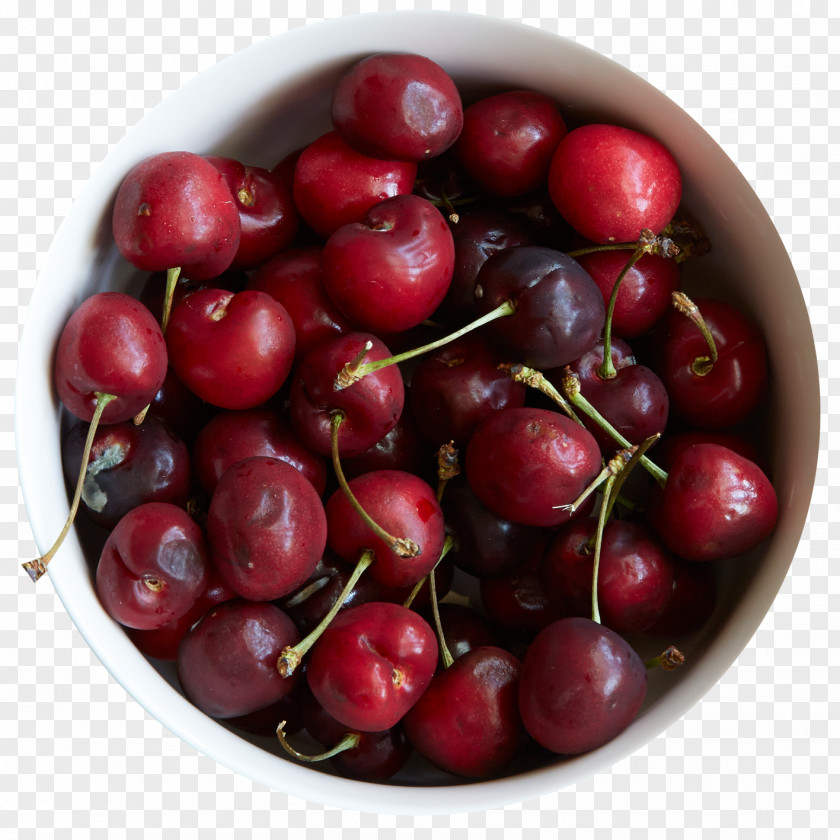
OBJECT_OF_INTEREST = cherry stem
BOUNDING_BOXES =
[160,266,182,335]
[603,434,660,521]
[598,247,646,380]
[334,299,517,390]
[276,720,360,763]
[132,404,150,426]
[590,473,616,625]
[330,412,420,558]
[553,448,635,513]
[435,441,460,502]
[671,291,718,376]
[497,362,584,426]
[561,369,668,487]
[645,646,686,671]
[277,548,374,678]
[567,243,638,258]
[402,534,454,610]
[334,340,373,390]
[22,392,117,582]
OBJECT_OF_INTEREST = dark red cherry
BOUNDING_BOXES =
[96,502,208,630]
[112,151,240,280]
[229,689,308,738]
[205,155,298,270]
[62,414,191,530]
[177,599,300,719]
[206,456,327,600]
[409,334,526,448]
[474,245,605,370]
[321,194,455,334]
[648,443,778,562]
[305,601,438,732]
[138,269,248,325]
[402,646,523,778]
[325,469,446,589]
[518,616,647,754]
[146,366,211,443]
[166,288,295,410]
[465,407,602,528]
[575,249,680,338]
[548,124,681,244]
[656,298,769,429]
[55,292,168,424]
[288,332,405,458]
[293,131,417,239]
[421,603,507,662]
[644,559,718,638]
[542,519,675,635]
[495,188,575,249]
[655,429,765,474]
[455,90,567,197]
[192,408,327,496]
[331,53,463,162]
[247,247,354,360]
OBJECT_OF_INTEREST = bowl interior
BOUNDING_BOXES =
[16,11,820,815]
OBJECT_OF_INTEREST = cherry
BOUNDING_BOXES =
[518,616,647,755]
[247,246,354,360]
[495,188,575,249]
[331,53,463,162]
[655,429,764,474]
[205,155,298,270]
[455,90,567,197]
[96,502,208,630]
[146,366,211,443]
[542,519,675,635]
[166,288,295,410]
[112,151,240,280]
[655,296,769,429]
[548,124,682,244]
[402,646,523,778]
[648,443,778,562]
[321,194,455,334]
[230,689,308,738]
[325,469,446,589]
[465,407,602,528]
[421,602,507,662]
[575,249,680,338]
[644,559,718,638]
[177,599,300,719]
[304,601,438,732]
[288,332,405,458]
[473,245,605,369]
[293,131,417,239]
[62,414,191,530]
[138,269,248,326]
[128,566,236,661]
[409,334,526,448]
[192,408,327,496]
[206,456,327,600]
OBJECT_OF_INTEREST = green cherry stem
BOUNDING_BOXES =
[333,299,517,391]
[603,433,661,521]
[671,291,719,376]
[160,266,182,335]
[22,392,117,582]
[590,474,616,625]
[402,534,455,610]
[598,247,646,380]
[428,564,454,669]
[276,720,361,763]
[497,362,584,426]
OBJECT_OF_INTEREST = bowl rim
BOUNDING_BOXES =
[15,9,821,815]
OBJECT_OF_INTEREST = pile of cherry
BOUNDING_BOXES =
[26,52,780,783]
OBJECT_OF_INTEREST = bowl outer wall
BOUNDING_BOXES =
[15,11,820,815]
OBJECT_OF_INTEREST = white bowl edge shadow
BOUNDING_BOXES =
[15,11,820,816]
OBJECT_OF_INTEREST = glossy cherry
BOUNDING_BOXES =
[112,151,240,280]
[96,502,208,630]
[518,616,647,755]
[331,52,463,161]
[166,288,295,410]
[206,456,327,600]
[305,601,438,732]
[402,646,523,778]
[548,124,682,244]
[644,559,718,638]
[321,194,455,334]
[177,599,300,719]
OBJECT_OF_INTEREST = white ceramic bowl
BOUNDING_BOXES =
[16,11,819,815]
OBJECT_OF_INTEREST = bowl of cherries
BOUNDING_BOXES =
[16,11,819,815]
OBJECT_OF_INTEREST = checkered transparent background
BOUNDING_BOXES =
[3,1,838,837]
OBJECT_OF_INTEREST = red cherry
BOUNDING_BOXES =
[644,559,718,638]
[421,603,508,662]
[648,443,778,562]
[402,646,523,778]
[112,151,240,280]
[455,90,567,197]
[331,53,463,162]
[305,601,438,732]
[293,131,417,239]
[146,366,211,443]
[206,456,327,600]
[321,194,455,334]
[548,124,681,244]
[166,288,295,410]
[96,502,208,630]
[655,429,765,473]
